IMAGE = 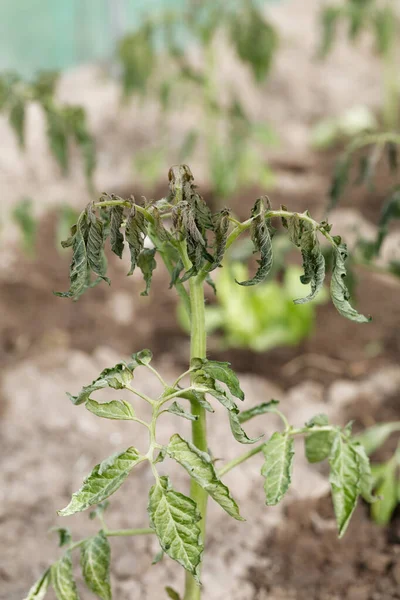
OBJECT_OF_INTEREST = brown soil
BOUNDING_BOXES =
[248,496,400,600]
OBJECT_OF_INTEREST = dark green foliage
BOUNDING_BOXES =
[117,24,156,97]
[294,223,325,304]
[12,198,37,256]
[138,248,157,296]
[330,242,370,323]
[125,203,147,276]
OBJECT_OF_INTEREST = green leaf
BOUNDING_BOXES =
[68,106,96,183]
[353,421,400,455]
[86,399,135,420]
[67,361,134,405]
[167,434,244,521]
[165,587,181,600]
[137,248,157,296]
[386,142,398,173]
[236,197,273,287]
[24,569,51,600]
[167,402,198,421]
[238,400,280,424]
[152,549,164,565]
[51,552,79,600]
[44,105,69,174]
[305,430,335,464]
[261,432,294,505]
[330,243,370,323]
[125,205,147,276]
[80,531,111,600]
[131,348,153,366]
[318,6,341,57]
[191,358,244,400]
[329,433,360,537]
[89,501,110,521]
[229,408,263,445]
[58,447,141,516]
[54,211,89,299]
[304,415,335,463]
[110,205,125,259]
[12,197,37,256]
[148,476,203,579]
[294,224,325,304]
[371,461,398,525]
[51,528,72,547]
[177,389,215,413]
[352,442,376,504]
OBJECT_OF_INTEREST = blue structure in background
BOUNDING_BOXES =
[0,0,183,77]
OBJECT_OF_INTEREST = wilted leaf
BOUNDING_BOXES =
[229,408,263,445]
[148,476,202,579]
[54,211,89,299]
[67,361,134,405]
[329,433,360,537]
[51,528,72,548]
[353,421,400,455]
[352,442,376,504]
[58,447,141,516]
[125,204,147,276]
[109,205,125,258]
[330,242,370,323]
[137,248,157,296]
[167,402,198,421]
[24,569,51,600]
[167,434,244,520]
[191,358,244,400]
[80,532,111,600]
[294,223,325,304]
[51,552,79,600]
[236,197,273,286]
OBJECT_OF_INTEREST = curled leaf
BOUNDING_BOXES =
[330,242,370,323]
[236,197,273,286]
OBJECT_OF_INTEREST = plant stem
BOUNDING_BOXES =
[105,528,155,537]
[218,443,265,477]
[183,251,207,600]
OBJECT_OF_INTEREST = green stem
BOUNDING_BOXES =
[182,248,207,600]
[68,527,155,552]
[218,443,265,478]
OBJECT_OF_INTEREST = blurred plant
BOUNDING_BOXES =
[178,262,327,352]
[12,198,37,257]
[316,2,400,278]
[24,165,376,600]
[117,0,279,200]
[319,0,399,130]
[0,70,96,188]
[354,422,400,525]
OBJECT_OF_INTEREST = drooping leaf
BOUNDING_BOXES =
[51,528,72,548]
[89,501,110,521]
[67,361,134,405]
[261,432,294,506]
[54,210,92,299]
[294,223,325,304]
[318,6,341,57]
[386,142,398,173]
[80,531,111,600]
[43,104,69,174]
[353,421,400,455]
[51,552,79,600]
[12,197,37,256]
[118,24,156,97]
[167,434,244,520]
[375,186,400,253]
[68,106,96,183]
[330,242,370,323]
[238,400,280,424]
[125,204,147,276]
[237,197,273,286]
[109,205,125,259]
[352,442,376,504]
[208,208,230,271]
[191,358,244,400]
[87,206,110,283]
[167,401,198,421]
[86,399,135,420]
[23,569,51,600]
[329,156,351,211]
[58,447,141,516]
[371,461,398,525]
[9,94,25,146]
[329,433,360,537]
[229,408,263,445]
[152,549,164,565]
[177,389,215,413]
[137,248,157,296]
[148,476,202,579]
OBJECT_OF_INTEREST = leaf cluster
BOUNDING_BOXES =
[0,70,96,185]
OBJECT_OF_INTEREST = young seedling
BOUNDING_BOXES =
[25,165,375,600]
